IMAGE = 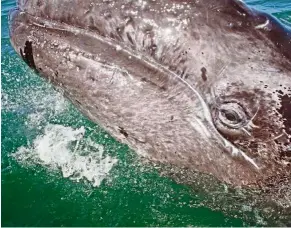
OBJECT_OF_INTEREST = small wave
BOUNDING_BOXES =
[12,124,118,187]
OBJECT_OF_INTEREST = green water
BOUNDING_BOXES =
[1,0,291,226]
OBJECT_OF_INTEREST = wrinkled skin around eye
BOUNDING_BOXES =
[210,76,291,187]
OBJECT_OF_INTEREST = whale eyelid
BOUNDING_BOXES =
[217,102,249,129]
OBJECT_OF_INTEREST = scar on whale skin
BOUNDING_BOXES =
[201,67,207,81]
[20,40,37,70]
[119,127,129,138]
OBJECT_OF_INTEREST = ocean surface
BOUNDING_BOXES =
[1,0,291,226]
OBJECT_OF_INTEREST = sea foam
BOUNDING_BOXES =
[12,124,118,187]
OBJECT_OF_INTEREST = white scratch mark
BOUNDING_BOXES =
[255,20,270,30]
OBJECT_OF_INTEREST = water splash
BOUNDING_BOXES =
[12,124,118,187]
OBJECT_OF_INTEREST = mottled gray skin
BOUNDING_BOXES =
[9,0,291,189]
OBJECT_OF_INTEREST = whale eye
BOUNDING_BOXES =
[217,102,248,129]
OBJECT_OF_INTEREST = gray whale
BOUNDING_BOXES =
[9,0,291,190]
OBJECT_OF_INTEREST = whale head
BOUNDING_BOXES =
[9,0,291,188]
